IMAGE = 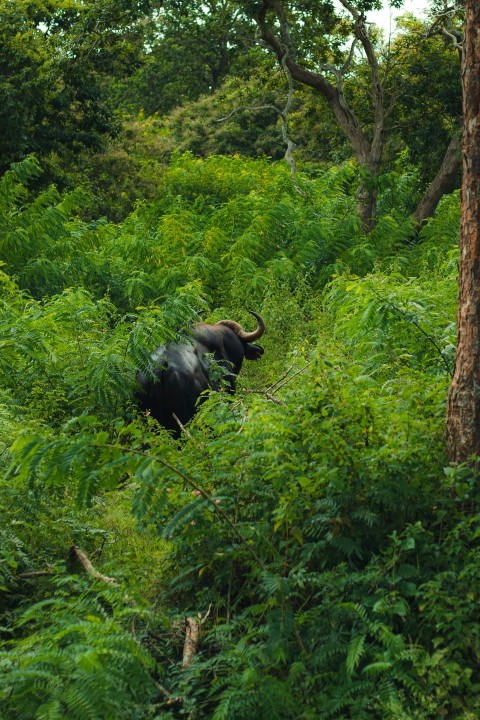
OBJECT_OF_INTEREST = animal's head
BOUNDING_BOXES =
[217,310,265,361]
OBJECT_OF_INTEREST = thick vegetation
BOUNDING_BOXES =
[1,149,478,719]
[0,1,476,717]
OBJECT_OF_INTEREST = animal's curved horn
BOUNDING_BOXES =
[218,310,266,342]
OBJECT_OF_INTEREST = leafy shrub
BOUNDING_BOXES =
[324,269,456,378]
[0,579,156,720]
[9,340,469,718]
[2,152,474,719]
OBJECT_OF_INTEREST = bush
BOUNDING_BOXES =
[2,153,475,719]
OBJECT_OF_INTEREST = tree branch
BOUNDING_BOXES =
[256,0,371,162]
[242,359,311,404]
[18,570,54,579]
[338,0,384,158]
[424,6,463,57]
[69,544,119,586]
[182,604,212,667]
[412,129,462,227]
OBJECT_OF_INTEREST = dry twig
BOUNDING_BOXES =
[242,360,311,405]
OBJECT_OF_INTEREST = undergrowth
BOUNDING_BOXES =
[2,154,477,719]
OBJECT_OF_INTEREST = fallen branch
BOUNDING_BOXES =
[69,544,119,587]
[182,604,212,668]
[18,570,54,579]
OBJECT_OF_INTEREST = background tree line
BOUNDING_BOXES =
[1,0,463,223]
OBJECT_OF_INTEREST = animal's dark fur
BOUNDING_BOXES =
[137,313,265,434]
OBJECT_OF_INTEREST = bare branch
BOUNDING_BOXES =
[69,544,119,586]
[172,412,194,439]
[424,5,464,55]
[182,604,212,667]
[319,62,350,112]
[242,360,311,404]
[243,389,285,404]
[257,0,372,163]
[337,0,384,140]
[342,36,359,74]
[440,25,463,51]
[263,360,298,392]
[269,362,311,393]
[279,49,300,178]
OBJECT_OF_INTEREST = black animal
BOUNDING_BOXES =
[137,311,265,433]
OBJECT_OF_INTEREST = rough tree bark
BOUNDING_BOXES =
[413,131,462,227]
[445,1,480,463]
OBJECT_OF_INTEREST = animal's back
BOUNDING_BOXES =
[137,312,265,434]
[137,343,210,432]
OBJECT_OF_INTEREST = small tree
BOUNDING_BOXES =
[254,0,388,230]
[445,0,480,463]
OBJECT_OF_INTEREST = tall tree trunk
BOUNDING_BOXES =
[356,152,382,232]
[356,183,378,232]
[445,2,480,463]
[413,131,462,228]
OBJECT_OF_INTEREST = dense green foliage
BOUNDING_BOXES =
[0,0,153,182]
[1,0,462,220]
[112,0,256,116]
[384,16,461,187]
[2,149,479,719]
[0,0,474,716]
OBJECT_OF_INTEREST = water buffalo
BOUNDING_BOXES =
[137,311,265,434]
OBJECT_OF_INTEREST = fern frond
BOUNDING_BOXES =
[346,634,366,675]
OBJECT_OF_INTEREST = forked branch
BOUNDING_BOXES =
[244,360,311,404]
